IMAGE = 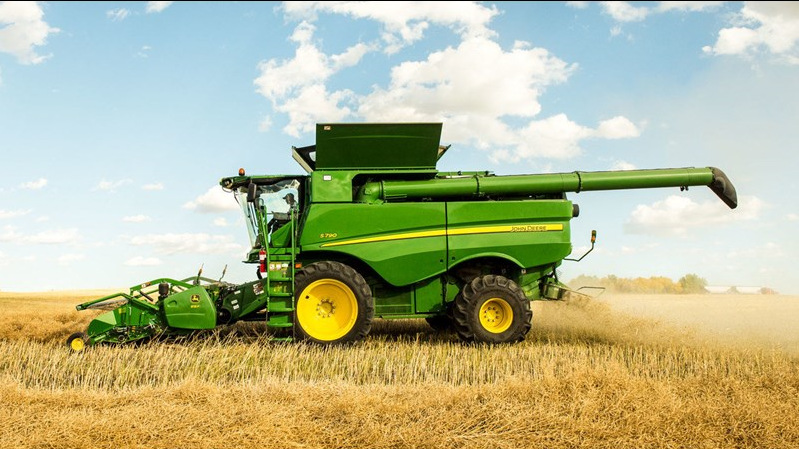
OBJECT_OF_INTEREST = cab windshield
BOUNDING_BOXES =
[235,179,300,248]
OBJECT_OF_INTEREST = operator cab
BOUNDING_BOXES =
[232,177,304,250]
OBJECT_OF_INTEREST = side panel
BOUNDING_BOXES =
[446,200,573,270]
[163,286,217,329]
[300,203,447,286]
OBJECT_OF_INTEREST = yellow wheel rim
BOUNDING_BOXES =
[479,298,513,334]
[297,279,358,341]
[70,338,85,352]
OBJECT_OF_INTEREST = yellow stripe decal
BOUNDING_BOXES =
[320,223,563,248]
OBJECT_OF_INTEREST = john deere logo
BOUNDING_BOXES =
[190,294,200,303]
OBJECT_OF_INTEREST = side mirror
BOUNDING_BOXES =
[246,182,257,203]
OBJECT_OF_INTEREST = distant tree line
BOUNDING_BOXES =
[567,273,709,294]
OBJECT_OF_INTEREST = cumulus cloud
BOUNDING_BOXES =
[595,116,641,139]
[787,213,799,221]
[657,2,724,13]
[106,8,130,22]
[122,214,152,223]
[93,179,132,192]
[213,217,229,227]
[282,1,498,53]
[19,178,47,190]
[566,2,589,9]
[183,186,238,213]
[625,195,764,236]
[703,2,799,64]
[610,160,637,171]
[260,3,642,162]
[124,256,163,266]
[145,1,173,13]
[0,209,31,219]
[491,114,640,162]
[141,182,164,191]
[0,1,59,65]
[128,233,245,256]
[254,21,372,136]
[600,1,650,22]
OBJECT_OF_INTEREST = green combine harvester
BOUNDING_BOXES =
[68,123,737,350]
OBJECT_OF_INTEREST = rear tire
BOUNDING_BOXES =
[452,275,532,344]
[294,261,374,344]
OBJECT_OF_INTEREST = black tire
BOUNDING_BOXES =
[452,275,532,344]
[66,332,89,352]
[294,261,374,344]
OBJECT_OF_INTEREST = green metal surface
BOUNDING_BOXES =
[314,123,442,170]
[163,286,216,329]
[300,202,447,286]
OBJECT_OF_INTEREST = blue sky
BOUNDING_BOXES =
[1,1,797,293]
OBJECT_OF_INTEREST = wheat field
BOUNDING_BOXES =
[1,291,798,449]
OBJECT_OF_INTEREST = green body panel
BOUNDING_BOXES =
[446,200,573,271]
[414,277,445,314]
[300,202,447,286]
[310,171,355,203]
[163,286,216,329]
[314,123,442,170]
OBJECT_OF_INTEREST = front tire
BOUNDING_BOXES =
[452,275,532,343]
[294,261,374,344]
[66,332,89,352]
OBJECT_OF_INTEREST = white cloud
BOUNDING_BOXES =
[282,1,498,53]
[213,217,229,227]
[124,256,163,266]
[254,21,373,136]
[26,228,81,244]
[0,209,31,219]
[263,4,641,163]
[610,160,637,171]
[145,1,173,13]
[19,178,47,190]
[57,253,85,265]
[610,25,623,37]
[183,186,238,213]
[511,114,593,160]
[0,1,59,65]
[595,116,641,139]
[657,2,724,13]
[258,115,273,132]
[142,182,164,191]
[277,84,353,137]
[128,233,245,256]
[136,45,151,58]
[703,2,799,64]
[566,2,589,9]
[625,195,764,236]
[106,8,130,22]
[94,179,132,192]
[123,215,152,223]
[2,226,81,245]
[787,213,799,221]
[35,215,49,222]
[600,2,650,22]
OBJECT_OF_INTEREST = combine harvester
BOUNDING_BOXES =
[68,123,737,350]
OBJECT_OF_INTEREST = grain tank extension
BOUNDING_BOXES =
[68,123,737,349]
